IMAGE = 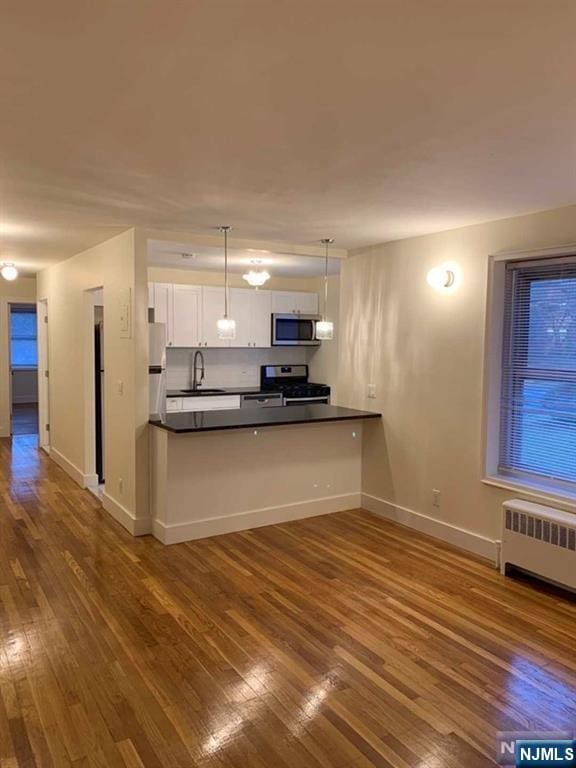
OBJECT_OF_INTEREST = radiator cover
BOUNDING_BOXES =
[501,499,576,592]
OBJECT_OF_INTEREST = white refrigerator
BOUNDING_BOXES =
[149,323,166,419]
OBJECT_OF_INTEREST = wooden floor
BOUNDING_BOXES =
[1,437,575,768]
[11,404,38,436]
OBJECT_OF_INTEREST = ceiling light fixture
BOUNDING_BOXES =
[243,260,271,288]
[216,226,236,340]
[0,262,18,281]
[316,239,334,340]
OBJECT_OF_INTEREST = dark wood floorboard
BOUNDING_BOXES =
[1,435,575,767]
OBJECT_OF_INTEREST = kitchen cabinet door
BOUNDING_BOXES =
[153,283,173,344]
[172,285,201,347]
[271,291,318,315]
[229,288,252,347]
[296,291,319,314]
[250,290,272,347]
[201,286,230,347]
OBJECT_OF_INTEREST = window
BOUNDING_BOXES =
[499,257,576,492]
[10,306,38,368]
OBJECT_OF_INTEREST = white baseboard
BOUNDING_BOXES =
[362,493,500,565]
[50,447,89,488]
[102,492,152,537]
[83,473,100,488]
[153,492,362,545]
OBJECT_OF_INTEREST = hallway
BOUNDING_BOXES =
[1,436,575,767]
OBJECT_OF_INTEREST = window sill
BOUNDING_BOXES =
[482,475,576,512]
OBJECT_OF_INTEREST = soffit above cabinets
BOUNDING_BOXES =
[147,239,341,279]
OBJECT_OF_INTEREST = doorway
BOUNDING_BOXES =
[94,304,105,485]
[9,303,39,436]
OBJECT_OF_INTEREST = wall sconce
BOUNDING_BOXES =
[426,262,460,293]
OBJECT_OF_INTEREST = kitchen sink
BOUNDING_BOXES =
[179,388,225,395]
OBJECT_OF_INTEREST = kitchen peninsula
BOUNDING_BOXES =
[149,404,380,544]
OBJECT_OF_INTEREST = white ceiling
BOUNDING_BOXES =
[2,0,576,273]
[148,239,340,277]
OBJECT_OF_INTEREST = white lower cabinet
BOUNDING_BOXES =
[181,395,241,412]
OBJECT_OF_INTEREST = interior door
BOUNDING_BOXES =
[172,285,201,347]
[229,288,252,347]
[250,290,272,347]
[201,287,230,347]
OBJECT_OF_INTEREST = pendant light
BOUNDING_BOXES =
[216,226,236,339]
[316,238,334,340]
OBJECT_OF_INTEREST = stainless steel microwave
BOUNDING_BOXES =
[271,314,321,346]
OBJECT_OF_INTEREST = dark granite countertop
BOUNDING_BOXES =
[150,404,381,433]
[166,387,280,398]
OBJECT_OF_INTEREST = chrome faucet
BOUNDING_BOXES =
[191,350,205,391]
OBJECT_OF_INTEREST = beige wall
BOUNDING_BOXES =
[37,230,149,529]
[0,277,37,436]
[339,204,576,546]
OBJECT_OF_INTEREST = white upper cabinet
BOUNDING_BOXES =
[201,286,230,347]
[172,285,201,348]
[271,291,318,315]
[153,283,173,344]
[149,283,317,348]
[229,288,253,347]
[250,290,272,347]
[229,288,272,347]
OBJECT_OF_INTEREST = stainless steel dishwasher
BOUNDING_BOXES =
[240,392,283,408]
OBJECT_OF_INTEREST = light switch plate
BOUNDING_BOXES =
[367,384,376,398]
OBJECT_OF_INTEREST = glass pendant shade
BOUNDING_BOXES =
[315,319,334,340]
[317,238,335,340]
[217,316,236,339]
[1,263,18,281]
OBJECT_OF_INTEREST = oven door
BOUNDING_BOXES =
[283,396,330,406]
[272,314,320,346]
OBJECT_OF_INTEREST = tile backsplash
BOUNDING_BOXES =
[166,347,312,390]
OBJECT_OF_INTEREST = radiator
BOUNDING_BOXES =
[501,499,576,592]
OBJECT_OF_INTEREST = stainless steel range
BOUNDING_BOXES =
[260,364,330,406]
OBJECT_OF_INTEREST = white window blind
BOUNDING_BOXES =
[499,257,576,490]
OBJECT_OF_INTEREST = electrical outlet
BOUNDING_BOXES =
[367,384,376,398]
[432,489,441,508]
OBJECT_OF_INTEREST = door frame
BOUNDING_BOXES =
[83,287,103,488]
[37,298,50,451]
[0,294,39,438]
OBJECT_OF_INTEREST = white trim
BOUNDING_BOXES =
[491,242,576,263]
[50,447,102,491]
[102,492,152,536]
[362,493,500,565]
[483,476,576,513]
[50,447,90,488]
[153,492,362,545]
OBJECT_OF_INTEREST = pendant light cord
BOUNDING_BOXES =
[321,238,334,321]
[220,225,231,319]
[224,227,229,318]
